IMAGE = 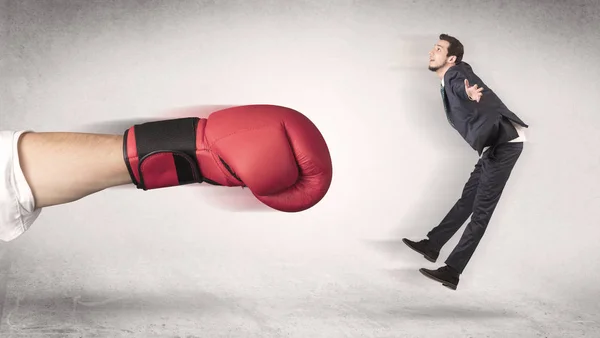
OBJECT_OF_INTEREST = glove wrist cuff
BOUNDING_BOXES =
[123,117,204,190]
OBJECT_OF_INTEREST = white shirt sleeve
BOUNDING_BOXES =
[0,130,42,242]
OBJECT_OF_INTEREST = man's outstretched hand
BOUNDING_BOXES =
[465,79,483,102]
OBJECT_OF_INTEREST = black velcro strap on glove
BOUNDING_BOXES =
[123,117,203,190]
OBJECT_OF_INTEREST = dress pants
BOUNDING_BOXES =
[426,141,524,274]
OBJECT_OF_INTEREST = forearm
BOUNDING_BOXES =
[451,81,472,101]
[17,132,132,208]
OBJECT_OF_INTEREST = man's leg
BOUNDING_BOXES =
[426,157,484,250]
[445,142,523,273]
[419,142,523,289]
[403,157,483,262]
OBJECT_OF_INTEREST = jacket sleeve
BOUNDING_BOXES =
[446,69,473,101]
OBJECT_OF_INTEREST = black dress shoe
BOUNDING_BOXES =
[402,238,439,263]
[419,265,460,290]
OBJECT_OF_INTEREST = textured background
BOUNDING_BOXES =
[1,0,599,337]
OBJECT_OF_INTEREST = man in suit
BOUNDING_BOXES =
[402,34,528,290]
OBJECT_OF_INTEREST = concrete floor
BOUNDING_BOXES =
[2,0,600,337]
[1,221,599,337]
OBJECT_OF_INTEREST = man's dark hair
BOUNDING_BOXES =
[439,33,464,63]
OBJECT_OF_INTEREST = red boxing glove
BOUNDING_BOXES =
[123,104,333,212]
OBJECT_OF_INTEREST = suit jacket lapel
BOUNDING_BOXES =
[440,84,454,127]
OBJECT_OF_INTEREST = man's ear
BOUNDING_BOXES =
[447,55,456,64]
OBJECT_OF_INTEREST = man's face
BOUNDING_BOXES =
[428,40,452,72]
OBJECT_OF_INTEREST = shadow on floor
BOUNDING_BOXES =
[389,304,518,319]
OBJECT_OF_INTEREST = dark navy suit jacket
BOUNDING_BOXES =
[442,61,528,155]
